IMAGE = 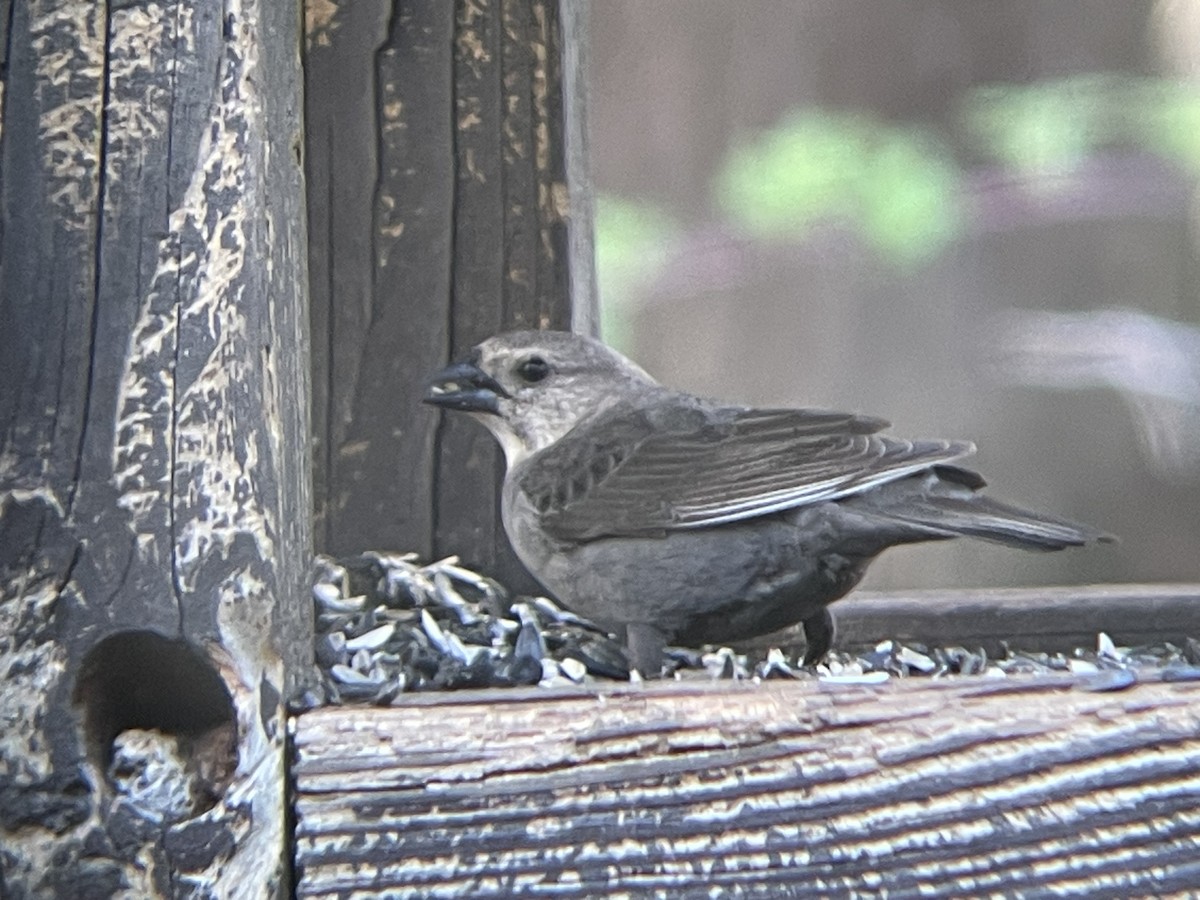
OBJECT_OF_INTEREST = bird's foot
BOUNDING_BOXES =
[625,622,668,679]
[800,608,835,667]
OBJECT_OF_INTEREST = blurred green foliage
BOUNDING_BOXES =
[964,74,1200,176]
[594,75,1200,336]
[594,196,680,346]
[715,112,962,268]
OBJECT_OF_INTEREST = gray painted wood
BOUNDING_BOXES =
[305,0,594,592]
[0,0,311,894]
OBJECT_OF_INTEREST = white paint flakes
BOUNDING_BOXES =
[0,486,66,518]
[31,0,104,228]
[112,0,276,585]
[203,544,287,898]
[304,0,341,49]
[107,4,195,155]
[0,585,68,781]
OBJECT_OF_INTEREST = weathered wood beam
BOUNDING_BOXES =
[760,583,1200,655]
[293,676,1200,897]
[305,0,594,592]
[0,0,310,894]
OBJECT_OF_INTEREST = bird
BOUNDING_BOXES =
[423,330,1111,676]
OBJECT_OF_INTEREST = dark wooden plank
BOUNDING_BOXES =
[0,0,11,109]
[772,583,1200,655]
[433,0,587,591]
[306,0,453,560]
[500,0,544,331]
[293,676,1200,897]
[434,0,511,584]
[306,0,593,590]
[303,0,397,553]
[0,0,310,893]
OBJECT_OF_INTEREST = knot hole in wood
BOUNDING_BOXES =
[73,631,238,823]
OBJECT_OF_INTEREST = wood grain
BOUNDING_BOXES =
[294,676,1200,897]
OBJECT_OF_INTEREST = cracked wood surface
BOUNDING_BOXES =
[0,0,310,894]
[293,676,1200,898]
[304,0,595,591]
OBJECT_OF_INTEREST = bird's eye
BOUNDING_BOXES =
[517,356,551,383]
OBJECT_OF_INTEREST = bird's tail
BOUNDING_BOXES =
[848,465,1114,551]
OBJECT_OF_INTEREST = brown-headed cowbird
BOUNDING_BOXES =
[424,331,1111,675]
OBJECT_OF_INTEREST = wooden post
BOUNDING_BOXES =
[0,0,311,895]
[304,0,595,591]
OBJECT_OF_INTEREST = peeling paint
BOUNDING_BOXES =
[548,180,569,219]
[458,106,483,131]
[107,3,195,161]
[463,146,484,182]
[304,0,340,50]
[530,3,550,173]
[458,29,488,65]
[1,485,66,517]
[375,78,407,269]
[457,0,490,65]
[0,585,67,781]
[209,573,287,897]
[113,0,275,585]
[31,0,104,229]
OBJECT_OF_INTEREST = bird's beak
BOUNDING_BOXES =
[423,361,512,415]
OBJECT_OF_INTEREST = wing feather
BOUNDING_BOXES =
[516,397,973,541]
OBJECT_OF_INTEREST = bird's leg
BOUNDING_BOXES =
[625,622,667,678]
[800,608,835,666]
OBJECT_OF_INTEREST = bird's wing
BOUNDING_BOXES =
[515,398,975,541]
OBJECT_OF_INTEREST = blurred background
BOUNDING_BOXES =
[587,0,1200,591]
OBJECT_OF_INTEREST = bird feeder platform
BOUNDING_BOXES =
[293,667,1200,897]
[291,583,1200,897]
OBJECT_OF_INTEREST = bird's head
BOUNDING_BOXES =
[424,330,658,468]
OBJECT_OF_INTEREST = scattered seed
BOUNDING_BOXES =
[1162,665,1200,683]
[702,647,748,680]
[312,582,342,606]
[1096,632,1128,661]
[331,664,382,688]
[820,672,890,685]
[559,658,588,682]
[896,645,936,674]
[755,648,797,680]
[345,623,395,652]
[433,571,482,626]
[315,632,348,668]
[306,552,1199,705]
[420,609,453,656]
[1078,668,1137,692]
